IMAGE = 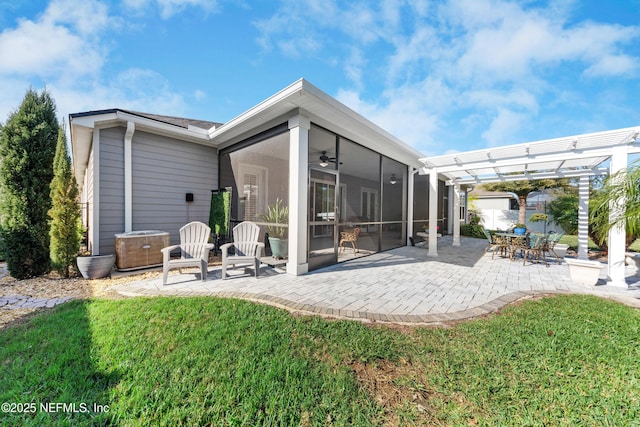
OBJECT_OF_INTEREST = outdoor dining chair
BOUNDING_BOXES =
[542,232,564,263]
[483,229,510,259]
[522,234,549,267]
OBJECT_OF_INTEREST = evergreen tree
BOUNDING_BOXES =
[0,89,59,279]
[49,126,81,277]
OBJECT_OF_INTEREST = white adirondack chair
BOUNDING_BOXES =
[220,221,264,279]
[161,221,213,285]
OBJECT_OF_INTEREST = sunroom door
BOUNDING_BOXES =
[308,168,338,270]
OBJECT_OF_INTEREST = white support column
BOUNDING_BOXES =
[407,167,416,245]
[452,182,461,246]
[608,145,628,287]
[577,176,590,260]
[428,170,439,257]
[124,121,135,232]
[287,115,310,275]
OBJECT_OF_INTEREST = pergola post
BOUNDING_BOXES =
[428,169,438,257]
[608,145,628,287]
[407,167,416,246]
[452,182,461,246]
[577,176,590,260]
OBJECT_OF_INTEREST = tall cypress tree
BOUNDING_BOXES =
[0,89,59,279]
[49,126,81,277]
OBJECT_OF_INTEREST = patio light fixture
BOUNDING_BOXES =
[390,173,397,184]
[318,151,336,167]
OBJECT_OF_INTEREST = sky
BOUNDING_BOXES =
[0,0,638,156]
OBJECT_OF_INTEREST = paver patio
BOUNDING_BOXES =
[110,236,640,324]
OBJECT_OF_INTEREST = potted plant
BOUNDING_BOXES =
[529,213,548,223]
[262,198,289,259]
[421,224,441,236]
[77,252,115,279]
[513,223,527,235]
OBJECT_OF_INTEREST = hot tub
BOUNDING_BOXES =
[115,230,170,270]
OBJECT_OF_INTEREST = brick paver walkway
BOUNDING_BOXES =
[110,236,640,324]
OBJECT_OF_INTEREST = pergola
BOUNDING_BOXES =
[418,126,640,287]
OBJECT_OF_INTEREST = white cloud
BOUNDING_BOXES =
[481,108,528,146]
[344,47,365,88]
[584,54,638,77]
[0,0,189,124]
[452,2,639,82]
[336,85,440,150]
[0,0,110,81]
[122,0,219,19]
[466,88,539,113]
[193,89,207,101]
[50,69,187,121]
[257,0,638,151]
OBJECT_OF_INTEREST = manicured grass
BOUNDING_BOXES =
[1,295,639,425]
[559,234,640,252]
[558,234,600,250]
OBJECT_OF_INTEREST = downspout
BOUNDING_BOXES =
[91,129,100,255]
[124,121,135,232]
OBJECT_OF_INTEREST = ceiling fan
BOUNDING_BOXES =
[316,151,340,167]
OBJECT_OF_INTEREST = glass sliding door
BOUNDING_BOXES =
[308,168,338,270]
[338,138,381,256]
[381,156,407,250]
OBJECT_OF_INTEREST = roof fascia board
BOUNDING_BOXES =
[210,78,424,167]
[71,110,210,143]
[296,80,425,166]
[209,79,305,140]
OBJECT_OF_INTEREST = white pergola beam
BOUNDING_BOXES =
[425,147,623,174]
[443,167,609,185]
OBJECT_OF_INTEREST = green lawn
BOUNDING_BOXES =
[558,235,640,252]
[557,234,600,250]
[1,296,639,426]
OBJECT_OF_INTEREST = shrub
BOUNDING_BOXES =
[0,89,59,279]
[49,127,82,277]
[461,224,486,238]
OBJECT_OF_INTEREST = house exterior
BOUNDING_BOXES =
[468,189,561,233]
[71,79,449,275]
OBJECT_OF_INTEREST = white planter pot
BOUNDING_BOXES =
[565,258,605,286]
[625,252,640,271]
[553,243,569,259]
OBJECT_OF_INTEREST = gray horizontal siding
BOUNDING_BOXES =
[98,127,125,255]
[131,130,217,246]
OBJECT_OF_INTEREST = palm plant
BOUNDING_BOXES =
[261,198,289,239]
[590,162,640,249]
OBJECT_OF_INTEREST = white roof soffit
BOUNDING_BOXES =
[420,126,640,185]
[209,78,424,168]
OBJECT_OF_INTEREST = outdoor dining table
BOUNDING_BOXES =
[494,232,529,260]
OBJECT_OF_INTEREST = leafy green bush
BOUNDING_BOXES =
[461,224,486,238]
[0,226,6,261]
